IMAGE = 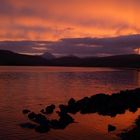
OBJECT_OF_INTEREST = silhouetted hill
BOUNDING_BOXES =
[81,54,140,67]
[48,54,140,68]
[0,50,48,66]
[0,50,140,68]
[42,52,55,60]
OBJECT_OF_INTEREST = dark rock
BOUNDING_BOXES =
[35,125,50,133]
[22,109,31,114]
[45,104,55,114]
[108,124,116,132]
[20,122,36,129]
[41,104,55,115]
[59,104,68,114]
[28,112,36,120]
[67,98,79,114]
[28,112,50,126]
[68,98,76,106]
[21,88,140,135]
[58,112,74,129]
[50,119,60,129]
[120,116,140,140]
[40,109,45,114]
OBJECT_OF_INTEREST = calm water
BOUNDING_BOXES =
[0,66,140,140]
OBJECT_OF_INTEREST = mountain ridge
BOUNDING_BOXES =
[0,50,140,68]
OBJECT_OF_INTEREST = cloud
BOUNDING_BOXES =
[0,0,140,40]
[0,34,140,56]
[45,34,140,56]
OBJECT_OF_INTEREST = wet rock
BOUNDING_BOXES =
[40,104,55,115]
[21,88,140,134]
[68,98,76,106]
[108,124,116,132]
[50,119,60,129]
[40,109,45,114]
[59,104,68,114]
[28,112,36,120]
[35,125,50,133]
[45,104,55,114]
[58,112,74,129]
[67,98,79,114]
[71,88,140,117]
[28,112,50,126]
[20,122,36,129]
[22,109,31,114]
[120,116,140,140]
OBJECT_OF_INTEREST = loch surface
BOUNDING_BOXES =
[0,66,140,140]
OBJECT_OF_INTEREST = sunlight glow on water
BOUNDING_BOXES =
[0,66,140,140]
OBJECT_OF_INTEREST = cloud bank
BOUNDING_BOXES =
[0,34,140,56]
[0,0,140,40]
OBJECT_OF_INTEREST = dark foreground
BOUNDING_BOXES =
[21,88,140,139]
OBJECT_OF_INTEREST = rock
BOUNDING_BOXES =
[21,88,140,134]
[58,112,74,129]
[40,104,55,115]
[119,116,140,140]
[20,122,36,129]
[108,124,116,132]
[68,98,76,106]
[59,104,68,114]
[28,112,36,120]
[40,109,45,114]
[28,112,50,125]
[35,125,50,133]
[45,104,55,114]
[22,109,31,114]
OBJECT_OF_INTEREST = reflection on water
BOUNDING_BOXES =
[0,66,140,140]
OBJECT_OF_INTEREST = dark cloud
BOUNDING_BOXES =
[44,34,140,56]
[0,34,140,56]
[0,0,13,15]
[0,41,50,54]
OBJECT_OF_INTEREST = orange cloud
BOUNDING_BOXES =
[0,0,140,41]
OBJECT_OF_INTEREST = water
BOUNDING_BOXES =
[0,66,140,140]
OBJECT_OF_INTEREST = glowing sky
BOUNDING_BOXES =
[0,0,140,56]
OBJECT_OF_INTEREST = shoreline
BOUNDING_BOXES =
[21,88,140,139]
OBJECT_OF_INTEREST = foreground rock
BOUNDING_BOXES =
[21,110,74,133]
[119,116,140,140]
[21,88,140,135]
[22,109,31,114]
[108,124,116,132]
[64,88,140,117]
[40,104,55,115]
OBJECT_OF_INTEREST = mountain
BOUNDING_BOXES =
[48,54,140,68]
[42,52,55,60]
[0,50,140,68]
[0,50,48,66]
[83,54,140,67]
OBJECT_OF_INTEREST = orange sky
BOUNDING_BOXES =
[0,0,140,41]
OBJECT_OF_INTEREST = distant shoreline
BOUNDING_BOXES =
[0,65,140,70]
[0,50,140,68]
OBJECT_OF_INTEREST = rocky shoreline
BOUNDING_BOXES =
[21,88,140,139]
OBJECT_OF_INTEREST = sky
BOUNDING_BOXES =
[0,0,140,56]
